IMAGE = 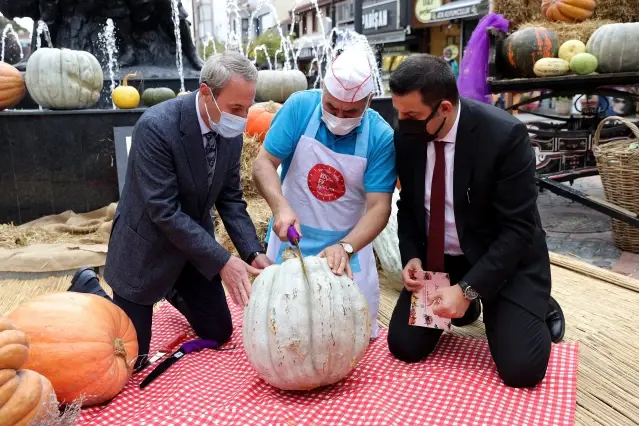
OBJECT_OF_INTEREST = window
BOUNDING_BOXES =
[336,0,355,24]
[254,17,261,36]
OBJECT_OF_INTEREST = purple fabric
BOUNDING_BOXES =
[458,13,510,104]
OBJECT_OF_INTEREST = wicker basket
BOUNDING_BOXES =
[593,116,639,254]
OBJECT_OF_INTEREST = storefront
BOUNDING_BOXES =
[362,0,414,93]
[429,0,488,59]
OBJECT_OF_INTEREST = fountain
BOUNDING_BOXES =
[98,19,120,109]
[0,23,23,63]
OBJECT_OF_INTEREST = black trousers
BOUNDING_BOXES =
[387,255,551,388]
[112,262,233,369]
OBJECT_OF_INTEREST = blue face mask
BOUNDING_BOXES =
[203,90,247,139]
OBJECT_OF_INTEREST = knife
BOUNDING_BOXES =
[287,226,311,284]
[139,339,236,389]
[148,331,187,364]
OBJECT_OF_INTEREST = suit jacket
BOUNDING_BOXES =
[104,91,263,305]
[395,97,551,319]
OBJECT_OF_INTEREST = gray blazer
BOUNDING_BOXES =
[104,91,263,305]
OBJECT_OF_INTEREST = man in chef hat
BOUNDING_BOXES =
[252,47,397,338]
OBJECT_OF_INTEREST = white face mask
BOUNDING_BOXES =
[203,91,247,139]
[320,96,368,136]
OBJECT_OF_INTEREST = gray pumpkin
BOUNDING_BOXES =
[586,23,639,74]
[256,70,308,103]
[25,48,103,109]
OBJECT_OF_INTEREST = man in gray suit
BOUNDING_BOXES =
[69,51,271,369]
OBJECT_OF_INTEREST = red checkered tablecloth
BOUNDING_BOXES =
[78,299,578,426]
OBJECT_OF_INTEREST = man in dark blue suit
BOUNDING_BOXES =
[70,51,271,369]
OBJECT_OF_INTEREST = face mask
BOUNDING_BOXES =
[320,95,369,136]
[203,90,247,139]
[396,101,447,143]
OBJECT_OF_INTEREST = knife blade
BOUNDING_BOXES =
[139,339,235,389]
[287,226,311,284]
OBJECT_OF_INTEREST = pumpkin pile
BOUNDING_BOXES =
[0,317,56,426]
[243,251,371,391]
[8,292,138,407]
[501,21,638,79]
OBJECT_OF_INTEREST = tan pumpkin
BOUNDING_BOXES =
[542,0,596,22]
[0,62,26,111]
[8,292,138,407]
[0,319,29,371]
[0,369,56,426]
[256,70,308,103]
[245,101,282,143]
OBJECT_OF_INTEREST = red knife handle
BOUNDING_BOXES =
[159,332,186,352]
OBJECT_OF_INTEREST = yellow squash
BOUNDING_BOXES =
[113,73,140,109]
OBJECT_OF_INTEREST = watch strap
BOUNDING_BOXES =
[245,251,264,265]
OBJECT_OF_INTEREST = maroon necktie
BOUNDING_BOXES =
[426,141,446,272]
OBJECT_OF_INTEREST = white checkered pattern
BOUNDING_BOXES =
[78,299,578,426]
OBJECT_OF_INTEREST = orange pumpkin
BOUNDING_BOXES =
[0,318,29,371]
[0,62,26,111]
[0,369,56,426]
[246,101,282,143]
[542,0,595,22]
[396,178,401,190]
[8,292,138,407]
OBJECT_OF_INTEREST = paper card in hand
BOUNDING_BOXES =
[408,271,453,331]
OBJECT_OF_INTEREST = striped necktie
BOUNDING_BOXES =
[204,132,218,187]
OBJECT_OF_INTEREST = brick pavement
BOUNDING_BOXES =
[537,176,639,278]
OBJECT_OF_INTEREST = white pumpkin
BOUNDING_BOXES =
[373,188,403,277]
[25,48,104,109]
[243,255,371,391]
[256,70,308,103]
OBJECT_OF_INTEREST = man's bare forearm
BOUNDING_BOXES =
[252,151,289,214]
[342,195,392,253]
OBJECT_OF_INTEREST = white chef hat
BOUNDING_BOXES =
[323,48,375,103]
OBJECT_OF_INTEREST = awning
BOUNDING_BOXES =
[367,30,407,46]
[429,0,488,22]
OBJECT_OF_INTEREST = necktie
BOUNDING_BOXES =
[204,132,218,187]
[426,141,446,272]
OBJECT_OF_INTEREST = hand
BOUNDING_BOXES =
[251,253,273,270]
[273,205,301,242]
[401,258,424,291]
[319,244,353,279]
[220,256,262,307]
[427,285,472,319]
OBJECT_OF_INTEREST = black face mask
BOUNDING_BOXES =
[396,101,447,143]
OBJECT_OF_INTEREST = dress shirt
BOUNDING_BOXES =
[196,92,215,148]
[424,103,463,255]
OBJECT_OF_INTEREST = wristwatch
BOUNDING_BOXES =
[458,280,479,300]
[246,251,265,265]
[339,241,354,257]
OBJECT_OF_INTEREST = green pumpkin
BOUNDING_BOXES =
[142,87,176,106]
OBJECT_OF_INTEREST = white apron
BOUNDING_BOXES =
[266,103,380,338]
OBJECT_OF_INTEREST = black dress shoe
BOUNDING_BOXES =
[68,267,110,299]
[452,298,482,327]
[546,296,565,343]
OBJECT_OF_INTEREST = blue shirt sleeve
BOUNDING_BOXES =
[263,92,305,161]
[364,119,397,193]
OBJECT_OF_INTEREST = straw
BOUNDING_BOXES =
[519,19,616,44]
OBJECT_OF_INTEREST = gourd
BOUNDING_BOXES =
[243,253,371,391]
[542,0,596,22]
[502,27,559,78]
[142,87,176,106]
[586,23,639,74]
[533,58,571,77]
[8,292,138,407]
[245,101,282,142]
[24,47,103,110]
[112,73,140,109]
[373,188,403,278]
[177,91,191,96]
[256,70,308,103]
[0,318,29,371]
[570,53,598,75]
[0,369,55,426]
[558,40,586,63]
[0,62,25,111]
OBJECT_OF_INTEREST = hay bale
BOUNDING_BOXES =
[492,0,542,30]
[241,134,263,199]
[215,197,271,256]
[520,19,616,44]
[593,0,639,23]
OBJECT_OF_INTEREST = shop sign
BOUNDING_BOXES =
[414,0,442,23]
[361,0,398,34]
[433,4,479,21]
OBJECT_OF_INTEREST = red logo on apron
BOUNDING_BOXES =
[307,164,346,202]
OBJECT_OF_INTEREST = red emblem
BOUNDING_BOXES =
[307,164,346,202]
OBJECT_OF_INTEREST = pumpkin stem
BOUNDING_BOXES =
[265,100,278,114]
[114,337,127,360]
[122,73,137,86]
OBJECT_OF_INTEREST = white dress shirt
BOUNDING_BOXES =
[196,92,214,148]
[424,103,463,255]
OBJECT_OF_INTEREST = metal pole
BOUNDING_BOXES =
[354,0,363,33]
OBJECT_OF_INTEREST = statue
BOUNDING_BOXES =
[0,0,204,78]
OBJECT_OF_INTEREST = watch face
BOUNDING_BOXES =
[464,287,479,300]
[341,243,353,254]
